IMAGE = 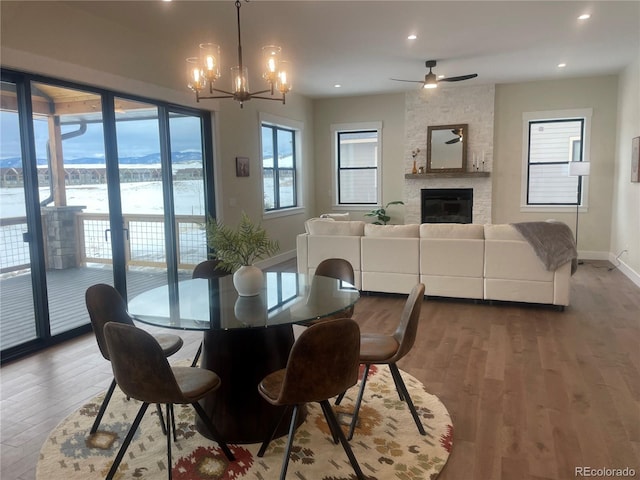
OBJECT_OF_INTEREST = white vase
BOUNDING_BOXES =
[233,265,264,296]
[234,295,267,325]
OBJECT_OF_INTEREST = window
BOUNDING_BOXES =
[521,109,591,210]
[332,122,381,206]
[261,120,299,212]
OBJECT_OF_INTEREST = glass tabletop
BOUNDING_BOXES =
[128,272,359,331]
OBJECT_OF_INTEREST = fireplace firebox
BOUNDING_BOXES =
[421,188,473,224]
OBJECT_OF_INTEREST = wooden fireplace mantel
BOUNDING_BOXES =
[405,172,490,179]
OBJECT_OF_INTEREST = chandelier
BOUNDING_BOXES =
[186,0,291,108]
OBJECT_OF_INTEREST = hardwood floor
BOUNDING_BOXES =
[1,260,639,480]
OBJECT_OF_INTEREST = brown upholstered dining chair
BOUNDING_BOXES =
[336,283,426,440]
[257,318,367,480]
[191,259,229,366]
[85,283,183,435]
[103,322,235,480]
[315,257,355,287]
[192,259,227,280]
[308,258,356,323]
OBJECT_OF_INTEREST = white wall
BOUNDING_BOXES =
[610,59,640,284]
[214,96,314,263]
[493,75,619,258]
[312,93,406,223]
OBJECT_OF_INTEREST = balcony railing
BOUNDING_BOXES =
[0,217,30,273]
[0,212,207,273]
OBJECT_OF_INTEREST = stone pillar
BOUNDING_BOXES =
[41,206,85,270]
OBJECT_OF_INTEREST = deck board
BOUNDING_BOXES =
[0,267,190,350]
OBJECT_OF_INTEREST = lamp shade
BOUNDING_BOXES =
[568,161,591,177]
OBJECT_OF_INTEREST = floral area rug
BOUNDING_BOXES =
[37,366,452,480]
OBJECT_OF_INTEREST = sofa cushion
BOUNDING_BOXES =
[484,240,555,281]
[421,238,485,277]
[308,236,361,270]
[304,217,333,234]
[421,274,484,300]
[420,223,485,239]
[364,224,420,238]
[307,220,365,236]
[361,237,420,273]
[483,224,523,241]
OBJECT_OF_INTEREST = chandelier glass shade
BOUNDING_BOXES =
[186,1,291,107]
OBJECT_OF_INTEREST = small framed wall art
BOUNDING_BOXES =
[632,136,639,183]
[236,156,250,177]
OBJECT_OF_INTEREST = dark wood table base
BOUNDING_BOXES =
[196,324,306,444]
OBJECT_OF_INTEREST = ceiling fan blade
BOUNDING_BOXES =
[445,138,461,144]
[390,78,425,84]
[439,74,478,82]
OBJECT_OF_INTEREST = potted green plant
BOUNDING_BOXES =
[364,200,405,225]
[205,212,279,296]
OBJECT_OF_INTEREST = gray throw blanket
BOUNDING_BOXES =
[511,221,578,275]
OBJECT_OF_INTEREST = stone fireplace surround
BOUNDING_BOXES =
[403,85,495,225]
[406,175,491,225]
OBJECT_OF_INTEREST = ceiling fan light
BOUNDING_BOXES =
[424,72,438,89]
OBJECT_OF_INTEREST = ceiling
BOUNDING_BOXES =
[8,1,640,99]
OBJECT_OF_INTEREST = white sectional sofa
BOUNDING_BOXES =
[296,218,365,289]
[483,224,572,307]
[296,218,575,308]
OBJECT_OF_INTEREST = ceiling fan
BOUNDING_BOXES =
[445,128,464,144]
[391,60,478,89]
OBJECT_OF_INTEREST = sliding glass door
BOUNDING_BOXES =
[0,70,214,362]
[113,100,209,298]
[0,80,38,349]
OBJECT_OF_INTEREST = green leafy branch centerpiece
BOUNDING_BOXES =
[206,212,279,296]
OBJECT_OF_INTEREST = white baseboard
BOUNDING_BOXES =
[579,250,639,288]
[607,252,640,288]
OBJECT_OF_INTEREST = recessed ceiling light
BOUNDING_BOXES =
[407,34,417,40]
[438,75,445,79]
[334,84,342,88]
[578,13,591,20]
[558,63,567,68]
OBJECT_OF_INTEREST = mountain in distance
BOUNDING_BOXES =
[0,151,203,169]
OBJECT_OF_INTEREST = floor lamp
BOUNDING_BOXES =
[568,161,590,264]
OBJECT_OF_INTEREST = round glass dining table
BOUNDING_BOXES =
[128,271,359,444]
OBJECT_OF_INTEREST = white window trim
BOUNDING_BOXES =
[259,112,304,219]
[331,121,382,209]
[520,108,592,213]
